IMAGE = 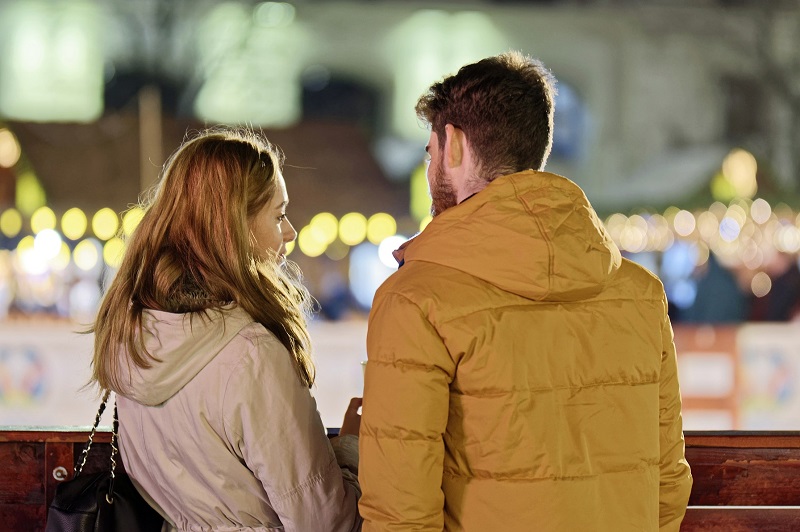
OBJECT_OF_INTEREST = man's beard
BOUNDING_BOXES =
[430,163,458,217]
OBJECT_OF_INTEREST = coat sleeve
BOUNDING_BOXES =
[359,291,455,532]
[658,304,693,531]
[224,333,362,532]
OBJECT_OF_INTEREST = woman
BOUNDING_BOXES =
[91,128,362,531]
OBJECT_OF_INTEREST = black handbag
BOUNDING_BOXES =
[46,390,165,532]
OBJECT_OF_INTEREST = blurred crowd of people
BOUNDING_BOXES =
[678,251,800,323]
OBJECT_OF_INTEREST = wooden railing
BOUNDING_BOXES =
[1,429,799,531]
[681,431,800,531]
[0,428,116,530]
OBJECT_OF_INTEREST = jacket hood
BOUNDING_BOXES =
[404,170,621,301]
[115,305,254,406]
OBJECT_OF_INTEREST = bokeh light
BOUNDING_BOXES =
[16,235,47,275]
[103,237,125,268]
[663,206,680,223]
[74,238,100,271]
[92,208,119,240]
[61,207,88,240]
[0,128,21,168]
[122,207,145,237]
[339,212,367,246]
[33,229,62,260]
[30,206,56,234]
[366,213,397,245]
[697,211,719,241]
[619,215,647,253]
[673,210,696,237]
[310,212,338,245]
[605,213,627,243]
[775,224,800,253]
[648,214,674,252]
[721,148,758,199]
[719,217,741,243]
[751,272,772,298]
[0,209,23,237]
[297,225,328,257]
[750,198,772,225]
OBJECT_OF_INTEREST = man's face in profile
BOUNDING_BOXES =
[425,131,457,217]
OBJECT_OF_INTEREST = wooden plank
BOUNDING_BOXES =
[0,429,112,443]
[0,504,45,532]
[686,432,800,449]
[686,446,800,506]
[0,442,44,505]
[681,507,800,531]
[8,430,792,446]
[4,430,789,447]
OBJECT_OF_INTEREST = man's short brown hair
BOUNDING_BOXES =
[415,51,557,180]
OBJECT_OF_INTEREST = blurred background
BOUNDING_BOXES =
[1,0,799,430]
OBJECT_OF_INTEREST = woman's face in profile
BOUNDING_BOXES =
[250,173,298,264]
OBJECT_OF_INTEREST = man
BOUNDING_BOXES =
[359,51,692,531]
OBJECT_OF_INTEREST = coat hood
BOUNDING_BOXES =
[403,170,621,301]
[115,305,254,406]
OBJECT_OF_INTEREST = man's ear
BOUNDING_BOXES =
[444,123,465,169]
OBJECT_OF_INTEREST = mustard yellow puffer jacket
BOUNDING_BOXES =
[360,171,692,531]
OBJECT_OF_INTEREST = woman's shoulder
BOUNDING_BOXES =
[232,317,287,356]
[213,306,281,343]
[213,308,293,374]
[215,313,309,423]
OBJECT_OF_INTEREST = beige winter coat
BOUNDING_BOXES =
[360,170,692,531]
[114,306,362,531]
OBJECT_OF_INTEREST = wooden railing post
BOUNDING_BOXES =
[43,441,74,511]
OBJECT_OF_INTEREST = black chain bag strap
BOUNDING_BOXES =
[46,390,165,532]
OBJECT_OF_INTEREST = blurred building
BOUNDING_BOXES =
[0,0,799,428]
[0,0,799,318]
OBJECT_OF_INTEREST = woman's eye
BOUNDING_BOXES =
[278,214,287,222]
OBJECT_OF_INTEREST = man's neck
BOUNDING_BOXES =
[456,176,488,204]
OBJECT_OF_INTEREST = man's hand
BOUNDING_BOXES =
[339,397,363,436]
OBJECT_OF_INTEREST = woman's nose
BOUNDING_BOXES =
[285,219,297,242]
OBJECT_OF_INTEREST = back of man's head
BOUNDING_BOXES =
[415,51,557,181]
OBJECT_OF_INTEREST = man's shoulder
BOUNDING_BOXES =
[381,260,471,292]
[611,257,666,302]
[377,260,476,301]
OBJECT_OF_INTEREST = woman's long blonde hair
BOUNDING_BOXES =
[91,127,315,391]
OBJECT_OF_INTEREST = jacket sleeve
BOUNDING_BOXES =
[658,304,693,531]
[224,334,362,532]
[359,291,455,531]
